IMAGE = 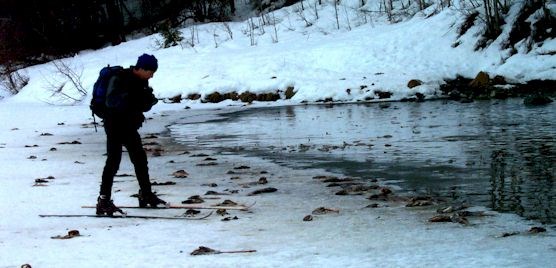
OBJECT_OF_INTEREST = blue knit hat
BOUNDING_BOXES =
[136,54,158,71]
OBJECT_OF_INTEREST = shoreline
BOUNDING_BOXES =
[153,100,556,227]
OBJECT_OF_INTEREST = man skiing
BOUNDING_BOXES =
[96,53,166,215]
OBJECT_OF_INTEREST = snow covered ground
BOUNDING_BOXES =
[1,1,555,267]
[0,103,555,268]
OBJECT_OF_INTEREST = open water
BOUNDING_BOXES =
[170,99,556,224]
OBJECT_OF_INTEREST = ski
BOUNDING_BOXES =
[39,211,213,220]
[81,201,256,211]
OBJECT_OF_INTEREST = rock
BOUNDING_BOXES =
[205,190,229,195]
[190,153,209,157]
[257,92,280,101]
[529,226,547,233]
[51,230,81,239]
[222,216,239,221]
[216,209,228,216]
[415,92,425,102]
[437,203,469,213]
[181,195,204,204]
[57,140,81,145]
[335,184,378,195]
[407,79,423,88]
[191,246,218,255]
[204,92,224,103]
[303,215,313,221]
[234,165,251,170]
[469,71,490,88]
[379,187,392,195]
[248,187,277,196]
[492,75,506,84]
[217,200,238,206]
[172,169,189,178]
[524,94,553,106]
[368,193,388,201]
[285,86,296,99]
[499,231,520,238]
[152,181,176,186]
[67,230,80,236]
[223,92,239,101]
[313,175,338,180]
[428,215,452,222]
[456,211,487,217]
[375,90,393,99]
[311,207,340,215]
[239,92,257,103]
[429,213,469,225]
[168,94,182,103]
[450,213,469,225]
[183,209,201,216]
[187,93,201,100]
[406,196,438,207]
[406,199,433,207]
[321,177,353,183]
[335,189,350,195]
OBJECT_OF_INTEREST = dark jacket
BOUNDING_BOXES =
[105,67,158,129]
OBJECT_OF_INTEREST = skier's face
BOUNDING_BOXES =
[134,68,155,80]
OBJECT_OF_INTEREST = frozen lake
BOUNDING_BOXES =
[170,99,556,224]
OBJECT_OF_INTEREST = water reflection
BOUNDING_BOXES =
[170,99,555,223]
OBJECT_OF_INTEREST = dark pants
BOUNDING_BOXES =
[99,119,151,199]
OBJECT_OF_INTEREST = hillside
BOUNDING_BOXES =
[1,0,554,105]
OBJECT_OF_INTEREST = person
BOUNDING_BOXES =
[96,53,166,216]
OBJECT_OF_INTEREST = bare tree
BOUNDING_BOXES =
[213,27,220,48]
[334,0,341,29]
[483,0,503,38]
[311,0,319,19]
[222,22,234,40]
[270,11,279,43]
[343,5,352,31]
[0,64,29,95]
[247,18,257,46]
[381,0,393,22]
[296,5,314,27]
[47,60,86,103]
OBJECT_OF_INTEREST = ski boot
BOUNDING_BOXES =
[138,191,167,208]
[96,195,125,216]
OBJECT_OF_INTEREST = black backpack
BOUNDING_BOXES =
[90,65,123,118]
